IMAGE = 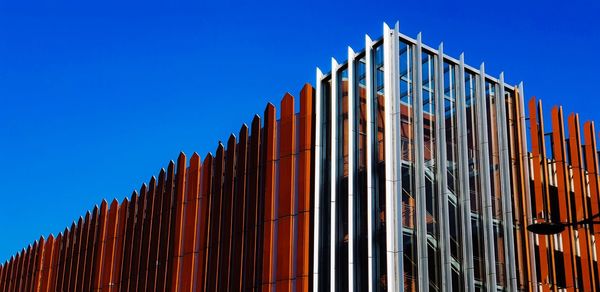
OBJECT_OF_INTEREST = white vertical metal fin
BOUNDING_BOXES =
[476,63,498,292]
[518,81,538,289]
[435,42,453,291]
[456,53,475,291]
[497,73,518,291]
[313,67,324,292]
[413,32,430,292]
[347,46,356,292]
[364,34,376,292]
[383,21,403,292]
[330,57,340,292]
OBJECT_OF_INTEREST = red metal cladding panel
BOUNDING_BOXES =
[16,247,25,291]
[31,241,40,290]
[36,241,43,290]
[180,153,201,292]
[13,255,21,292]
[11,253,20,292]
[297,84,313,291]
[68,218,82,291]
[76,213,91,292]
[3,259,8,292]
[147,170,166,291]
[157,162,176,292]
[507,90,528,289]
[57,228,70,291]
[11,255,19,292]
[46,236,57,292]
[3,262,7,292]
[120,191,137,292]
[195,154,213,292]
[23,243,32,291]
[24,242,35,291]
[8,257,15,292]
[7,256,15,292]
[170,153,187,292]
[15,254,22,292]
[93,201,109,290]
[14,251,22,291]
[20,246,30,291]
[536,100,559,285]
[262,103,277,292]
[101,199,120,290]
[243,115,262,291]
[63,223,76,291]
[141,177,158,292]
[83,206,99,292]
[128,185,146,292]
[568,114,595,290]
[527,98,550,289]
[550,106,577,289]
[0,262,4,291]
[22,244,33,291]
[4,258,11,292]
[34,238,45,291]
[6,256,13,292]
[230,125,249,291]
[218,135,237,290]
[39,235,54,292]
[143,177,159,291]
[3,262,6,289]
[3,259,9,292]
[111,199,129,291]
[32,240,41,290]
[165,160,181,292]
[73,218,84,291]
[49,234,62,292]
[514,102,530,291]
[33,240,42,290]
[276,93,296,292]
[583,121,600,278]
[52,235,63,292]
[0,261,4,291]
[4,261,8,292]
[30,243,38,289]
[206,144,225,291]
[3,261,8,292]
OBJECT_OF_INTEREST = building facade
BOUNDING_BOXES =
[1,22,600,292]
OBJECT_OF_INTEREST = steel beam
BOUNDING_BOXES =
[383,22,403,292]
[435,42,452,291]
[497,74,517,290]
[312,67,324,291]
[347,46,357,292]
[456,53,475,292]
[364,34,376,292]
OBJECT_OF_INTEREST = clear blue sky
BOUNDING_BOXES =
[0,0,598,262]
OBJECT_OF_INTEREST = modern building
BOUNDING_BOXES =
[1,22,600,292]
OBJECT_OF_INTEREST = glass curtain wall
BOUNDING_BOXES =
[317,77,333,291]
[399,39,418,291]
[373,42,388,291]
[336,66,350,290]
[422,51,441,292]
[354,54,369,291]
[315,32,518,292]
[443,61,463,291]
